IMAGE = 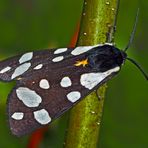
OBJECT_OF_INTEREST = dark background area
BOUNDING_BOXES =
[0,0,147,148]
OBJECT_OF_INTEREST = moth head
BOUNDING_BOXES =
[87,45,125,72]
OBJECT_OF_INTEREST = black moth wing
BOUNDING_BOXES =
[8,71,118,136]
[6,49,78,135]
[1,45,121,136]
[7,47,98,136]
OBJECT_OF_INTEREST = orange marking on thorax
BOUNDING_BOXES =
[74,59,88,67]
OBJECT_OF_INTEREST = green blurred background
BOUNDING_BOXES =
[0,0,147,148]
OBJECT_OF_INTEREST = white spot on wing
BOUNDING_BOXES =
[0,66,11,73]
[60,77,72,87]
[11,112,24,120]
[52,56,64,62]
[34,109,51,125]
[19,52,33,64]
[54,48,67,54]
[80,67,120,90]
[16,87,42,107]
[71,45,98,55]
[39,79,50,89]
[34,64,43,70]
[11,62,31,79]
[67,91,81,103]
[104,42,113,46]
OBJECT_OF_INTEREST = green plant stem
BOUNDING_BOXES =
[64,0,119,147]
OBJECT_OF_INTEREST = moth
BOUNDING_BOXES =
[0,10,147,136]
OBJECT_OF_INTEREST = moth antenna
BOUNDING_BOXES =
[127,57,148,80]
[124,8,139,52]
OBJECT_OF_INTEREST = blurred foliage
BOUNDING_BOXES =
[0,0,147,148]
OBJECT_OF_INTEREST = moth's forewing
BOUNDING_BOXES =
[0,45,121,136]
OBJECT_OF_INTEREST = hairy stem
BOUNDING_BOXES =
[64,0,119,147]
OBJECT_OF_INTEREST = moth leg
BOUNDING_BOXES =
[95,89,101,101]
